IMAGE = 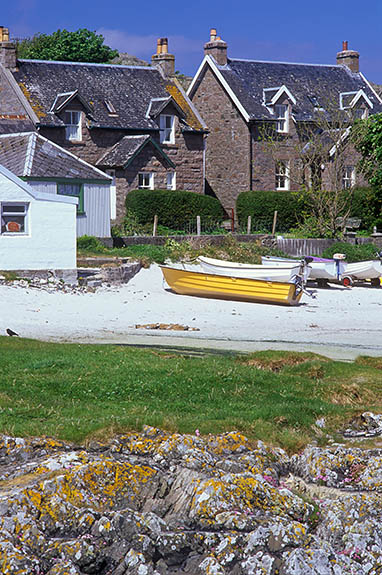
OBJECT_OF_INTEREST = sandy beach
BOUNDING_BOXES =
[1,264,381,360]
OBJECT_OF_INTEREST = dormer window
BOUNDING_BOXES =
[160,115,175,144]
[64,111,82,141]
[275,104,289,133]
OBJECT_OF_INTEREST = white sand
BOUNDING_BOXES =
[1,264,381,360]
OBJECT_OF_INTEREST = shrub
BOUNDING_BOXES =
[322,241,379,262]
[349,187,382,231]
[236,191,304,233]
[125,189,225,230]
[77,235,105,253]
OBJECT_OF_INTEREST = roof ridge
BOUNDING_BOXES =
[227,57,347,69]
[18,59,156,71]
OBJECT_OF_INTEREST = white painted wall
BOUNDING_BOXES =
[0,170,77,270]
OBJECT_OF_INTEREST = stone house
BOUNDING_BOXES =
[0,28,207,224]
[188,30,382,214]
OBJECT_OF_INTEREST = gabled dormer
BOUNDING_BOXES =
[339,89,373,119]
[263,85,296,133]
[50,90,93,143]
[146,96,186,145]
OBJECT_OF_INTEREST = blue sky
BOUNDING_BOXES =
[3,0,382,83]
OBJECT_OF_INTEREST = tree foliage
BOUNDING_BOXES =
[16,29,118,63]
[352,113,382,190]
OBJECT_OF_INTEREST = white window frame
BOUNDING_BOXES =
[166,172,176,190]
[1,203,29,235]
[106,169,117,220]
[138,172,154,190]
[159,115,175,144]
[342,166,356,189]
[64,110,82,141]
[275,161,290,190]
[275,104,289,133]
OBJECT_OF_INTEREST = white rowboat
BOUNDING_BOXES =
[197,256,310,283]
[261,255,346,281]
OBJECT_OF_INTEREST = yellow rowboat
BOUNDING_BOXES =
[160,266,304,306]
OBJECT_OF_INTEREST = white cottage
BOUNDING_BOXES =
[0,164,77,270]
[0,133,112,238]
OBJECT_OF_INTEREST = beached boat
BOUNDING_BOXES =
[160,265,305,305]
[341,260,382,286]
[261,255,346,281]
[197,255,310,282]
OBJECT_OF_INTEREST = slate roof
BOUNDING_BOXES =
[97,135,175,169]
[0,132,111,180]
[12,60,204,132]
[211,58,382,121]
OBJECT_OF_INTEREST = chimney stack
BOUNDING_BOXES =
[0,26,16,70]
[336,41,359,73]
[151,37,175,77]
[204,28,227,66]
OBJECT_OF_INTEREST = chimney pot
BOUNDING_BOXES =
[204,28,227,66]
[0,26,16,70]
[152,37,175,77]
[336,41,359,73]
[161,38,168,54]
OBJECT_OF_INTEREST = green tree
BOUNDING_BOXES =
[353,113,382,189]
[16,29,118,63]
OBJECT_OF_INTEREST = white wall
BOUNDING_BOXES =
[0,174,77,270]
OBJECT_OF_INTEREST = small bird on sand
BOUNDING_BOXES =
[6,328,19,337]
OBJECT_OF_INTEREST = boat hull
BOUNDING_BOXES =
[344,260,382,280]
[198,256,303,282]
[261,255,346,281]
[160,266,303,306]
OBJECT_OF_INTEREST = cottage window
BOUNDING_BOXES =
[342,166,355,189]
[1,203,28,234]
[138,173,154,190]
[353,108,367,120]
[57,183,84,213]
[64,111,82,141]
[275,161,290,190]
[160,115,175,144]
[166,172,176,190]
[275,104,289,133]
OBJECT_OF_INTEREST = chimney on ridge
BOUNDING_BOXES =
[151,38,175,77]
[204,28,227,66]
[336,41,359,73]
[0,26,17,70]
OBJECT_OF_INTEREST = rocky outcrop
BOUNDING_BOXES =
[0,427,382,574]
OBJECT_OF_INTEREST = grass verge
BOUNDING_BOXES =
[1,339,381,451]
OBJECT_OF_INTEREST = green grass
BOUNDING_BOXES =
[1,339,381,451]
[77,235,288,266]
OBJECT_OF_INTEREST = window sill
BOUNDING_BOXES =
[1,232,29,236]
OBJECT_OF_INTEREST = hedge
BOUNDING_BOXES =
[125,189,225,229]
[237,188,381,233]
[322,241,379,262]
[236,191,303,232]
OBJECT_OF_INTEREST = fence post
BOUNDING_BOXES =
[231,208,235,233]
[196,215,201,236]
[153,214,158,237]
[247,215,251,235]
[272,210,278,235]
